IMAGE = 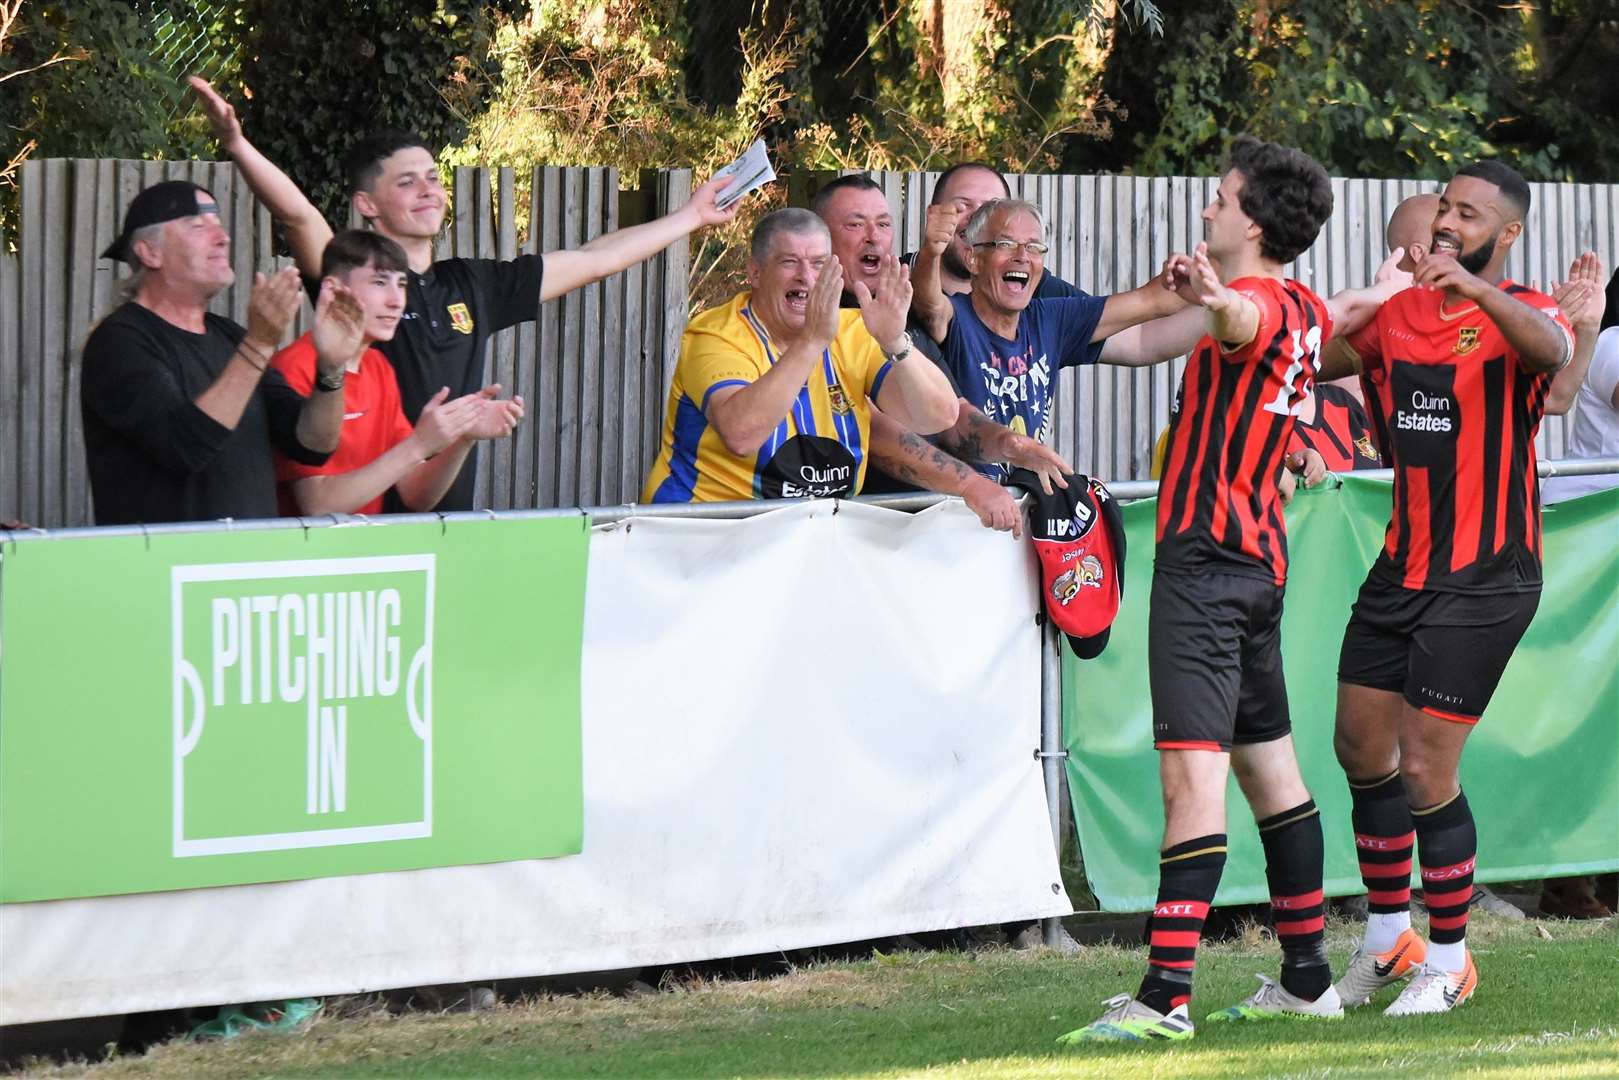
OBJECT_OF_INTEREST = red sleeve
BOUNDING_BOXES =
[1311,290,1335,346]
[1221,280,1285,364]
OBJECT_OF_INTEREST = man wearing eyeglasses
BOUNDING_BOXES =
[912,198,1191,481]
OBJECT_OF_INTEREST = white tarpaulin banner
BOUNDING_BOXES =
[1,499,1068,1025]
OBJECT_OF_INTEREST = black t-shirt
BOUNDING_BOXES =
[80,303,327,525]
[375,254,546,511]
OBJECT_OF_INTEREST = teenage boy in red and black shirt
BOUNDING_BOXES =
[1058,137,1404,1046]
[1316,161,1574,1017]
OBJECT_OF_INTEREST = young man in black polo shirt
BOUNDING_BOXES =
[190,77,740,511]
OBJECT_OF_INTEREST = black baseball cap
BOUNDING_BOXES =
[102,181,220,263]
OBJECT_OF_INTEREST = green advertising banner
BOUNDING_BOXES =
[1065,477,1619,912]
[0,517,589,903]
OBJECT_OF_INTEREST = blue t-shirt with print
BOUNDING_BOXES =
[935,291,1107,480]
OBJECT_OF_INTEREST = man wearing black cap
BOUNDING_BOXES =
[81,181,360,525]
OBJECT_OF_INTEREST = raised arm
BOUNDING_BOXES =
[1088,257,1188,342]
[1545,252,1607,415]
[1326,248,1412,340]
[194,269,303,431]
[909,203,957,345]
[1171,242,1259,349]
[1099,305,1206,367]
[285,282,368,456]
[189,77,333,279]
[540,174,740,301]
[1414,251,1571,373]
[856,255,957,434]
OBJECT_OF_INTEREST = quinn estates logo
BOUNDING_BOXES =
[169,556,436,857]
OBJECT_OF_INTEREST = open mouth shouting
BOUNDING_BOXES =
[1002,270,1031,295]
[857,248,882,276]
[784,288,810,315]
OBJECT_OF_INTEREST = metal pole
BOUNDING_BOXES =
[1039,616,1066,947]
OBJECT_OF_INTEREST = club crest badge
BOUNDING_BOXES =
[1355,432,1378,462]
[827,382,853,416]
[1453,325,1480,355]
[447,303,474,336]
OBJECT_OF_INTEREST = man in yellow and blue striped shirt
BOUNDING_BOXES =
[643,209,958,503]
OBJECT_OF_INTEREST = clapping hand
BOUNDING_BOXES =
[1552,251,1607,333]
[312,279,366,379]
[245,268,302,355]
[465,385,526,440]
[850,254,912,353]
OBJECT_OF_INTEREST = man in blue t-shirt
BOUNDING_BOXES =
[912,198,1200,482]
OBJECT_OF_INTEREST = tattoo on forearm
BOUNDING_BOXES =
[873,427,974,490]
[927,446,972,482]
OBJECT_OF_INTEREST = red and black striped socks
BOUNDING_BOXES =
[1349,769,1415,952]
[1414,789,1476,972]
[1258,799,1330,1001]
[1136,834,1227,1015]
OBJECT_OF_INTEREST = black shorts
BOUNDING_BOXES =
[1337,570,1540,723]
[1148,568,1291,752]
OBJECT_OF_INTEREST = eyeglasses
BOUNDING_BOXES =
[972,239,1049,256]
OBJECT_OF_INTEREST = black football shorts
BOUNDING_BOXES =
[1148,567,1291,752]
[1337,569,1540,723]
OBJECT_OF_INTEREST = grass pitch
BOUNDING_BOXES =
[25,914,1618,1079]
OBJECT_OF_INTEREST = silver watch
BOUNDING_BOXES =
[883,333,913,364]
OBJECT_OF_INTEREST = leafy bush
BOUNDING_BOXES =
[234,0,523,226]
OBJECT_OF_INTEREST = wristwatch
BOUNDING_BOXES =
[883,333,913,365]
[314,370,347,393]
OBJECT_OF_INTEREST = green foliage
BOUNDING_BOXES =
[235,0,522,226]
[1,0,208,161]
[1127,0,1617,182]
[446,1,782,181]
[0,0,225,246]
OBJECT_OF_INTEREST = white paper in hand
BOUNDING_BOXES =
[713,139,776,211]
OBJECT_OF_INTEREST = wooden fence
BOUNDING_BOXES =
[0,159,691,528]
[2,161,1615,527]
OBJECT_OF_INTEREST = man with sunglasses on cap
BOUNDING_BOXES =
[81,181,363,526]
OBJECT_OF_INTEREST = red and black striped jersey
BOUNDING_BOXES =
[1157,277,1333,585]
[1343,281,1574,594]
[1288,383,1382,471]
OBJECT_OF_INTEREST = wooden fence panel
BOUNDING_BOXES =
[0,250,19,524]
[5,162,1615,527]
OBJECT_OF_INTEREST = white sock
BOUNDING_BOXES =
[1362,911,1410,953]
[1427,938,1467,973]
